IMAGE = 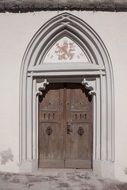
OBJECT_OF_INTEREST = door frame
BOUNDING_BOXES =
[19,12,115,178]
[38,82,94,169]
[20,71,98,171]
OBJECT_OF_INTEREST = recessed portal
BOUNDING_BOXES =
[38,83,93,168]
[20,13,114,177]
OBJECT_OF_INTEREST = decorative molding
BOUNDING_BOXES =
[82,78,96,96]
[36,79,49,96]
[61,22,70,26]
[19,12,115,176]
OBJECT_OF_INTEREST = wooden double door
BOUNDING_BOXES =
[38,83,93,168]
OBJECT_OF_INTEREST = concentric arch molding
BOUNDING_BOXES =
[19,12,115,178]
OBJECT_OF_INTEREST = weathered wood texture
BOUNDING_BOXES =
[38,83,93,169]
[0,0,127,12]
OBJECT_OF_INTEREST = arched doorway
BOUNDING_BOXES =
[20,12,114,177]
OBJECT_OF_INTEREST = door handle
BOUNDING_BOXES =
[66,123,72,134]
[78,127,84,136]
[46,126,53,136]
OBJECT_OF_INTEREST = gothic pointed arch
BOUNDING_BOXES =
[20,12,115,176]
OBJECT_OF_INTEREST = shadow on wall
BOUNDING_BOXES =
[0,148,14,165]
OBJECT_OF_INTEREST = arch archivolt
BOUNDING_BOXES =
[20,13,115,177]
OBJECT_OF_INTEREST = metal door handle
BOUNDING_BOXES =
[67,123,72,134]
[46,126,53,136]
[78,127,84,136]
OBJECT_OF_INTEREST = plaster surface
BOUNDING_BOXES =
[0,11,127,182]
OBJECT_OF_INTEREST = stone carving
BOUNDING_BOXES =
[36,79,49,96]
[82,78,96,96]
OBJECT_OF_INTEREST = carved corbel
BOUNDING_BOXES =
[36,79,49,96]
[82,78,96,96]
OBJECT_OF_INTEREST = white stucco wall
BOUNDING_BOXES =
[0,11,127,182]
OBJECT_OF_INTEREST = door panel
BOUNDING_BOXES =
[38,84,65,168]
[65,84,92,168]
[38,83,92,168]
